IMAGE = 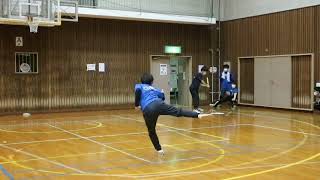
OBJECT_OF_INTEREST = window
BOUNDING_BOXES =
[15,52,38,74]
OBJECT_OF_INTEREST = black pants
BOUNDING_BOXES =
[214,95,237,107]
[143,100,199,151]
[189,88,199,109]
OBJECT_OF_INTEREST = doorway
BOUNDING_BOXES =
[150,55,192,107]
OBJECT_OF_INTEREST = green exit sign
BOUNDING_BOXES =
[165,46,182,54]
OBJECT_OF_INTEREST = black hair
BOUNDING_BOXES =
[141,73,154,85]
[201,66,209,72]
[223,64,230,69]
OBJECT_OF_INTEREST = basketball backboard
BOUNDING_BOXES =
[0,0,78,30]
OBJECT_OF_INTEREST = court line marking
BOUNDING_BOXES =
[2,122,318,147]
[223,153,320,180]
[142,128,309,180]
[112,115,229,140]
[252,124,320,137]
[0,140,224,165]
[0,144,85,174]
[133,114,311,179]
[1,128,314,178]
[46,123,153,163]
[142,161,320,180]
[0,121,103,134]
[2,124,238,146]
[3,115,225,177]
[0,164,14,180]
[102,115,225,176]
[1,111,317,179]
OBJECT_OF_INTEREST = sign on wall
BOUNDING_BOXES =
[16,37,23,47]
[160,64,168,75]
[87,64,96,71]
[99,63,105,72]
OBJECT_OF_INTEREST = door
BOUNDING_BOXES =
[254,57,272,106]
[150,56,171,104]
[177,57,192,107]
[254,56,292,108]
[270,57,292,108]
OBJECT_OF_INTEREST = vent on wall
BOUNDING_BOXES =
[15,52,38,74]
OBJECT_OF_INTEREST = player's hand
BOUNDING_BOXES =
[206,84,210,88]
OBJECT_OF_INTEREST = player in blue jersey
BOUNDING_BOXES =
[220,64,234,97]
[135,73,213,155]
[213,83,238,108]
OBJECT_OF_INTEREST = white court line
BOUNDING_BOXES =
[47,123,153,163]
[252,124,320,137]
[112,115,230,141]
[226,111,320,136]
[140,161,320,179]
[0,144,85,174]
[4,124,243,146]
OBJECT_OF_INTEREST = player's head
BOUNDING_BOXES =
[231,83,237,89]
[223,64,230,73]
[201,66,209,75]
[141,73,154,85]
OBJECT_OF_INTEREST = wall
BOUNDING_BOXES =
[0,18,213,113]
[222,0,320,21]
[221,5,320,84]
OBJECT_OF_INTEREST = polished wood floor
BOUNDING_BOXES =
[0,107,319,180]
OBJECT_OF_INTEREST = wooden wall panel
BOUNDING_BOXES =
[0,18,212,113]
[221,5,320,84]
[292,55,312,109]
[239,58,254,104]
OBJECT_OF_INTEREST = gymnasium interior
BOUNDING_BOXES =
[0,0,319,179]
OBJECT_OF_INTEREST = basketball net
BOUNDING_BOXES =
[27,16,40,33]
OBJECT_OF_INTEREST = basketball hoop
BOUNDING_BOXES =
[27,16,40,33]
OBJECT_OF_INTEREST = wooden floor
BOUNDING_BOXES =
[0,107,319,180]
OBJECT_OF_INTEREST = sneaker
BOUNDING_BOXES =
[198,113,213,119]
[157,149,165,156]
[198,108,204,112]
[212,101,219,107]
[193,109,201,114]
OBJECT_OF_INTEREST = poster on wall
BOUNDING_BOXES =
[160,64,168,75]
[210,66,218,73]
[198,65,204,73]
[16,37,23,47]
[87,64,96,71]
[99,63,105,72]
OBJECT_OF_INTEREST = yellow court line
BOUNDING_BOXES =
[125,112,317,179]
[0,115,225,178]
[92,115,225,177]
[113,115,228,141]
[1,112,319,179]
[0,122,103,134]
[0,139,224,165]
[223,153,320,180]
[141,128,309,179]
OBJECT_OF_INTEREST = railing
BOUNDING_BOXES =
[78,0,214,18]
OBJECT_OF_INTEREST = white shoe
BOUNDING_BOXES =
[198,108,204,112]
[193,109,201,114]
[157,149,165,156]
[198,113,212,119]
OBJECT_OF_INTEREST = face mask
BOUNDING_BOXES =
[223,68,228,72]
[232,84,236,88]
